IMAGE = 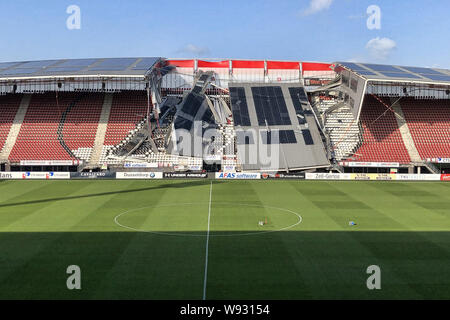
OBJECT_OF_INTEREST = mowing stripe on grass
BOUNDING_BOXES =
[203,181,213,300]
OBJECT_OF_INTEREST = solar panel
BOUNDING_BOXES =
[339,62,368,71]
[363,64,404,73]
[90,58,137,71]
[236,130,254,145]
[400,66,445,76]
[192,85,203,94]
[181,94,204,116]
[18,60,60,68]
[260,130,297,144]
[378,72,422,79]
[0,62,23,70]
[57,59,97,68]
[174,117,193,131]
[132,58,159,70]
[356,70,378,76]
[43,67,85,73]
[288,87,307,125]
[230,87,251,126]
[0,68,39,75]
[201,108,214,123]
[302,130,314,145]
[252,86,291,126]
[339,62,379,76]
[0,57,163,78]
[90,66,131,71]
[421,74,450,82]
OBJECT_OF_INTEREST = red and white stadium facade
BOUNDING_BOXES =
[162,59,335,90]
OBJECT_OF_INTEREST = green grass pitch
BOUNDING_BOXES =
[0,179,449,299]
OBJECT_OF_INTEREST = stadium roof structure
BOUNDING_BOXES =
[336,62,450,85]
[0,57,164,80]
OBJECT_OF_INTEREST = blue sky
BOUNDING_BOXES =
[0,0,449,68]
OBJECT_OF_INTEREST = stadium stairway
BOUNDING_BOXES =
[0,94,31,161]
[390,98,422,163]
[86,93,113,168]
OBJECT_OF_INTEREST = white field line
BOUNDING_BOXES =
[113,202,302,237]
[203,181,213,300]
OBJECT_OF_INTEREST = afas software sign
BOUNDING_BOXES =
[215,172,261,180]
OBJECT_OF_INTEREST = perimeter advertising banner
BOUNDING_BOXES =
[123,163,158,168]
[164,172,208,179]
[215,172,261,180]
[0,172,71,179]
[397,174,441,181]
[305,173,352,180]
[261,172,305,179]
[339,161,400,168]
[19,160,81,166]
[116,172,163,179]
[306,173,442,181]
[70,172,116,179]
[350,173,397,181]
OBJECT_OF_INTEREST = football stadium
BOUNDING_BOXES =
[0,57,449,300]
[0,2,450,303]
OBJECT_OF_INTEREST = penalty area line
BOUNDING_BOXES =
[203,181,213,300]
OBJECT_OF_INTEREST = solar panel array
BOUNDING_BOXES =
[288,87,308,125]
[251,86,291,126]
[338,62,450,83]
[260,130,297,144]
[301,130,314,145]
[181,94,205,116]
[0,57,161,78]
[230,87,251,126]
[174,117,193,131]
[231,83,330,171]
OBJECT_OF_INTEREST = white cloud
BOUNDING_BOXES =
[177,44,210,57]
[365,37,397,60]
[303,0,334,15]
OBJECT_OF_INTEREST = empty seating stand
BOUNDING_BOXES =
[348,95,411,164]
[400,98,450,159]
[8,92,103,162]
[104,91,148,146]
[0,94,22,151]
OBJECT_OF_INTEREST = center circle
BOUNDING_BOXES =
[114,202,302,237]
